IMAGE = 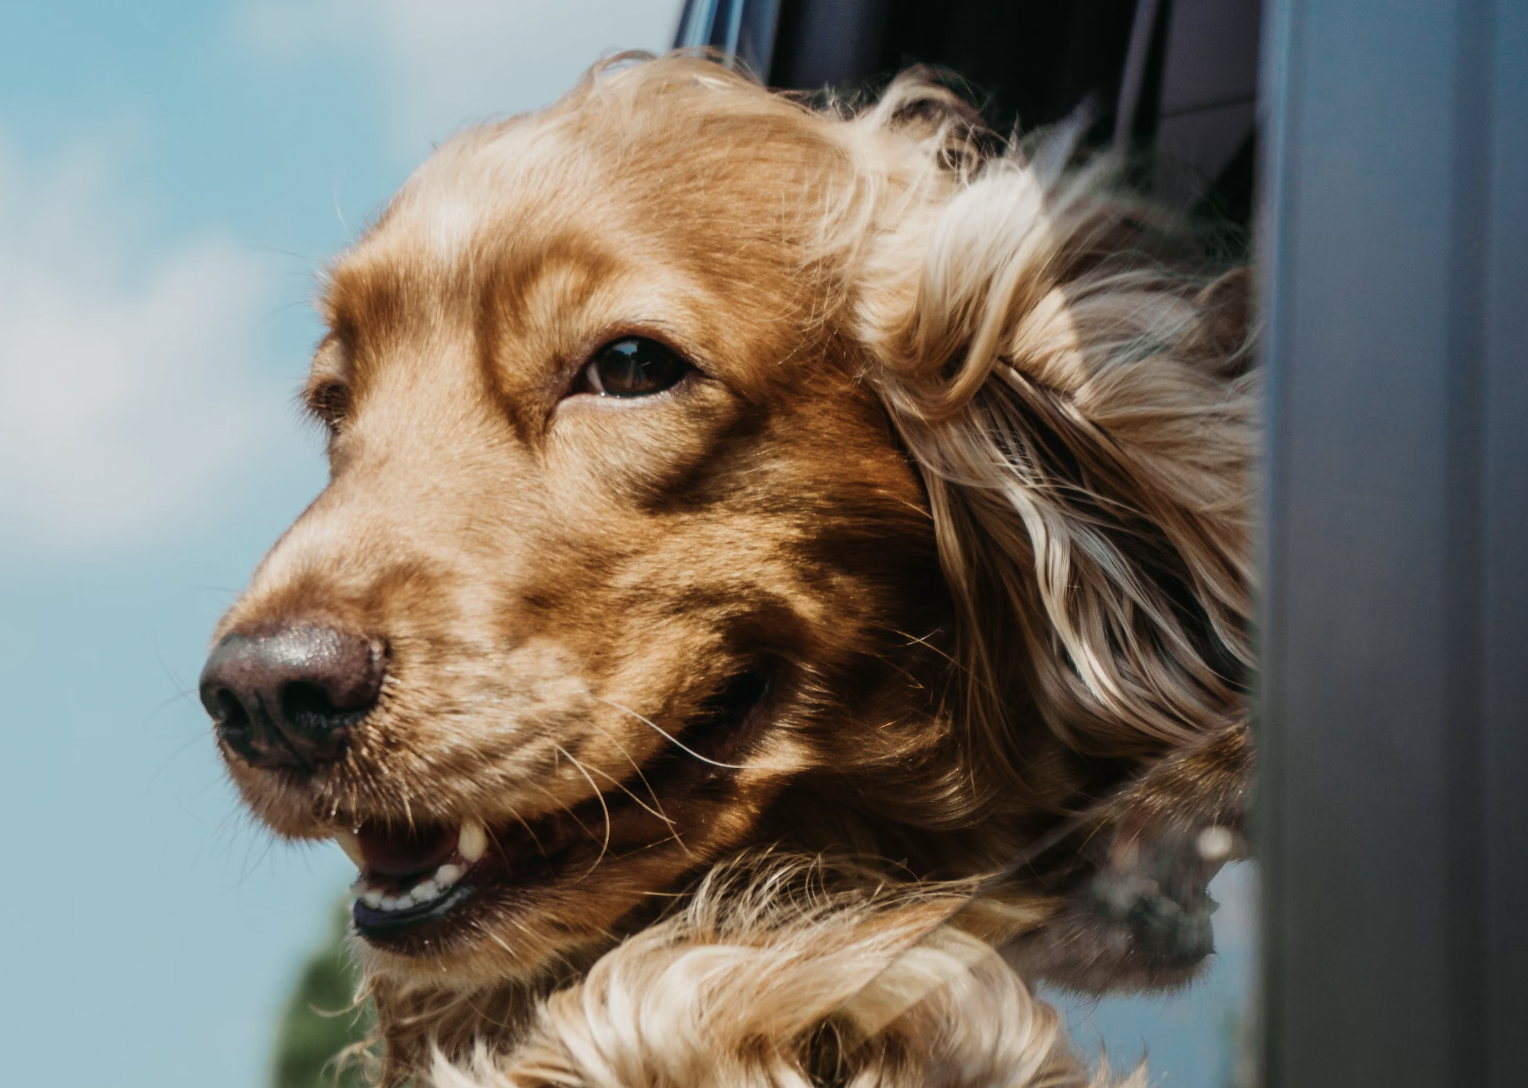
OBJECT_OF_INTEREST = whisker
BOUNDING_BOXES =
[147,731,215,793]
[572,723,677,826]
[547,716,697,860]
[472,919,523,964]
[333,179,348,234]
[552,745,612,878]
[525,780,599,848]
[519,711,665,848]
[585,693,762,771]
[503,808,552,866]
[618,828,692,861]
[889,626,976,682]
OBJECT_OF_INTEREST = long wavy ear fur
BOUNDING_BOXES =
[848,81,1256,797]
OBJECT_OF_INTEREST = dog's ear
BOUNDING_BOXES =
[856,143,1256,787]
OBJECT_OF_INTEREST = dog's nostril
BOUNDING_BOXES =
[281,678,365,734]
[199,625,385,772]
[210,688,251,731]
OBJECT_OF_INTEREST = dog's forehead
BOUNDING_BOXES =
[319,102,837,400]
[364,120,583,265]
[318,123,634,363]
[338,87,838,284]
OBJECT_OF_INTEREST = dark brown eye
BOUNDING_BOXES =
[577,337,690,397]
[307,380,351,431]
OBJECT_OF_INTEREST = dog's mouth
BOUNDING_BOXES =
[339,669,774,948]
[344,820,486,935]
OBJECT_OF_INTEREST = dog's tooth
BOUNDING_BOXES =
[411,880,441,904]
[362,889,384,909]
[434,863,464,886]
[380,896,404,911]
[333,828,365,869]
[458,819,488,863]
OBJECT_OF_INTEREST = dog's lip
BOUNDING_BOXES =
[353,881,479,937]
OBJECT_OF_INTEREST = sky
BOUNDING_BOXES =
[0,3,1254,1085]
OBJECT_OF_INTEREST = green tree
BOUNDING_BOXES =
[271,900,377,1088]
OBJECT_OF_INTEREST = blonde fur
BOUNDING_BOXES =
[424,858,1140,1088]
[838,76,1253,773]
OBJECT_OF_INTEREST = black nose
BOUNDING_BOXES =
[199,625,384,770]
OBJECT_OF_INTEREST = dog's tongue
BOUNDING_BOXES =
[355,821,459,877]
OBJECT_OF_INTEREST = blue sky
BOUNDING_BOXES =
[0,4,1253,1085]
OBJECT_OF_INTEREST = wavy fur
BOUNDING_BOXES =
[425,858,1139,1088]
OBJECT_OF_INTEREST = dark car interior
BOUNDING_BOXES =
[677,0,1260,228]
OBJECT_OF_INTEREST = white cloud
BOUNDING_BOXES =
[0,139,297,555]
[239,0,681,152]
[0,2,682,557]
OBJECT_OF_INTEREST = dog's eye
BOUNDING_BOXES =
[307,380,351,431]
[576,338,689,397]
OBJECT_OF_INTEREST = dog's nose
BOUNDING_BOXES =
[199,625,384,770]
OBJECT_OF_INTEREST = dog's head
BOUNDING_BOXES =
[202,55,1253,1045]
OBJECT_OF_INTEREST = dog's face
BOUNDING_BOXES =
[203,60,1254,1045]
[205,98,951,983]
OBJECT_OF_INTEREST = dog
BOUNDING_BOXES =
[200,55,1254,1087]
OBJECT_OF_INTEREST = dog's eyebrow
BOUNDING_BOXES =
[310,333,350,381]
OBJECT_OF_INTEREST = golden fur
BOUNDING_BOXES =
[210,55,1254,1086]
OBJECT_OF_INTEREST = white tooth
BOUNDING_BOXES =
[458,819,488,863]
[411,880,441,903]
[333,828,365,869]
[362,890,384,909]
[434,863,464,886]
[380,896,403,911]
